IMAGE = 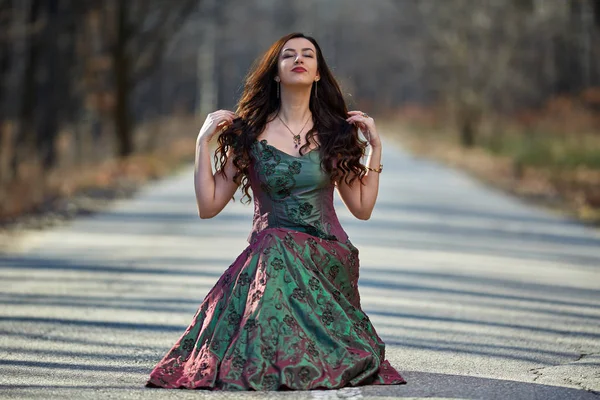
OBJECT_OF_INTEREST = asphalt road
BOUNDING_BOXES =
[1,141,599,400]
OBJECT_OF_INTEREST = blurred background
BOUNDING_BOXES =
[0,0,599,226]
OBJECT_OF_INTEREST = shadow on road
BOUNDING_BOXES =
[0,372,596,399]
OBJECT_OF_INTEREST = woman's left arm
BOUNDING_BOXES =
[336,111,382,221]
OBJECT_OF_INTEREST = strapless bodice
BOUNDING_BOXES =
[248,139,348,243]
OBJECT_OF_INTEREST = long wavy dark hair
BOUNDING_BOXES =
[215,32,367,203]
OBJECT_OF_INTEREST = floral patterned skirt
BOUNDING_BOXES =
[146,227,406,390]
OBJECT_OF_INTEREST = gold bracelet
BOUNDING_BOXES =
[365,164,383,173]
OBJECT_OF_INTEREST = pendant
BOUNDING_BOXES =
[293,134,301,148]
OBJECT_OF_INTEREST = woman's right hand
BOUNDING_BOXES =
[197,110,238,145]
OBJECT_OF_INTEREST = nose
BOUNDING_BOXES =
[294,54,303,64]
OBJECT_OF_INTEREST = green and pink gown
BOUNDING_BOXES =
[146,139,406,390]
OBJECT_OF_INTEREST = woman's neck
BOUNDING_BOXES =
[278,86,312,123]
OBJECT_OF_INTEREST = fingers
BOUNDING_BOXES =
[216,122,230,132]
[346,115,365,123]
[210,110,238,130]
[345,116,368,126]
[347,110,372,118]
[210,110,237,119]
[346,111,372,124]
[211,110,237,121]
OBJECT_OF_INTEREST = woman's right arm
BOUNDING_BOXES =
[194,110,240,219]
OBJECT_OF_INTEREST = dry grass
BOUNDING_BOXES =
[382,121,600,226]
[0,115,200,224]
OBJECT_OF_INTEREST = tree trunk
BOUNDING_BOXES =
[458,107,479,148]
[36,0,60,169]
[460,118,476,148]
[113,0,133,158]
[196,0,218,117]
[11,0,40,177]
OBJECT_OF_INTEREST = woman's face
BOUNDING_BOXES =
[277,37,320,87]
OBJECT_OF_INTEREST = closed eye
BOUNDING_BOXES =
[282,52,314,59]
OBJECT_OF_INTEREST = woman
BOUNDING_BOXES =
[146,32,406,390]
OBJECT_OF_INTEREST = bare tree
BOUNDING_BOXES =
[111,0,197,157]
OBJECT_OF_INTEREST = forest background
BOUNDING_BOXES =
[1,0,598,228]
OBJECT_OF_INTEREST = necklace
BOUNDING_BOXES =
[277,114,311,148]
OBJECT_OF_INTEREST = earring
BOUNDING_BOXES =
[314,78,319,98]
[275,76,280,99]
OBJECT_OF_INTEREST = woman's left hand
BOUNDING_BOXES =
[346,111,381,148]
